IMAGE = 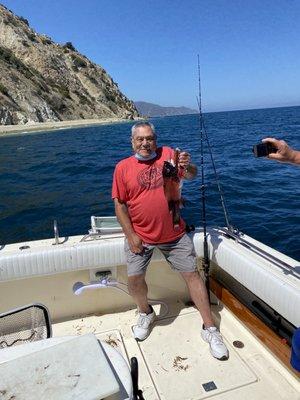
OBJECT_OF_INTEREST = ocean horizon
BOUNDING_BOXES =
[204,103,300,114]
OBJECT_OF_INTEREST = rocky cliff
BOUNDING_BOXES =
[0,4,139,125]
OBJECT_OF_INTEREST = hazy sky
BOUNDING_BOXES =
[2,0,300,111]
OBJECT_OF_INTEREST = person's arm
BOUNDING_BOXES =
[262,138,300,165]
[114,198,144,253]
[178,151,198,179]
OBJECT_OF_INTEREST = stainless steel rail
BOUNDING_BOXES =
[53,220,60,245]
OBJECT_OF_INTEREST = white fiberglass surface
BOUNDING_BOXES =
[52,303,300,400]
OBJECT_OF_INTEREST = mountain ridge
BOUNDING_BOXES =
[0,4,139,125]
[134,101,197,117]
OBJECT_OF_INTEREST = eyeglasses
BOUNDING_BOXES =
[134,136,156,143]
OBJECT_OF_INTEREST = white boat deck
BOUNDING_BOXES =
[0,229,299,399]
[53,300,300,400]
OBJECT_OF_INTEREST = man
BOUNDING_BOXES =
[112,121,228,360]
[262,138,300,165]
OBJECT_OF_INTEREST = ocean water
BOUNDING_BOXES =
[0,106,299,260]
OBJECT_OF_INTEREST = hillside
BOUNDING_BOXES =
[0,4,139,125]
[135,101,197,117]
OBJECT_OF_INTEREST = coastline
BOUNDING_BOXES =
[0,117,143,137]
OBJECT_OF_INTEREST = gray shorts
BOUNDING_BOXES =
[124,234,197,276]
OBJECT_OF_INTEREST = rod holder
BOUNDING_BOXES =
[53,220,60,245]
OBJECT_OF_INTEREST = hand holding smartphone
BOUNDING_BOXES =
[252,142,277,157]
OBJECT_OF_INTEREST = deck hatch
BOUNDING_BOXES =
[137,312,258,400]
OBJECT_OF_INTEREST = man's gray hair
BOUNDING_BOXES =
[131,121,156,138]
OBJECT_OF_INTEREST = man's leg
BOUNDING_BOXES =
[125,241,156,341]
[128,273,151,314]
[125,239,153,313]
[181,270,229,359]
[159,234,213,325]
[160,234,228,359]
[128,273,156,341]
[159,235,213,325]
[180,271,214,327]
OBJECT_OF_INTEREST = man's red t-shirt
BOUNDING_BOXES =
[112,146,186,244]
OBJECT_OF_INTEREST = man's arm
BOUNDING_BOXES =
[114,198,144,253]
[178,151,198,179]
[262,138,300,165]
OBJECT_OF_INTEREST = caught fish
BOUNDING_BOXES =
[162,148,183,228]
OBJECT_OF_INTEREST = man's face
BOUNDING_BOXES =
[132,126,157,157]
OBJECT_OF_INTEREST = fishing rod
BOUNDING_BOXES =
[196,55,211,303]
[201,117,233,231]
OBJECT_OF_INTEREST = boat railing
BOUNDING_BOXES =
[53,219,60,245]
[220,227,300,279]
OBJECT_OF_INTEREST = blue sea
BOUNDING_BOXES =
[0,106,299,260]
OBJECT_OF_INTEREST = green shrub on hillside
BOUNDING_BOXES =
[0,82,9,96]
[37,80,49,93]
[74,90,93,106]
[3,14,18,27]
[19,16,29,26]
[41,36,53,45]
[71,54,87,68]
[88,76,98,85]
[0,47,44,84]
[46,93,66,113]
[103,89,115,102]
[63,42,76,52]
[27,31,37,42]
[57,84,71,99]
[0,46,33,78]
[108,101,118,113]
[78,94,89,105]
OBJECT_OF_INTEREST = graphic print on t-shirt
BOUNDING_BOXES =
[137,165,163,189]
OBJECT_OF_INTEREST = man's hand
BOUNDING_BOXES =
[262,138,299,164]
[178,151,190,168]
[128,232,144,254]
[114,198,144,253]
[178,151,197,179]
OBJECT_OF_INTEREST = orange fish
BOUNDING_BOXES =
[162,148,183,228]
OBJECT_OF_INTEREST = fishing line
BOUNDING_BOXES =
[196,55,236,302]
[201,118,233,230]
[196,61,232,231]
[197,55,210,302]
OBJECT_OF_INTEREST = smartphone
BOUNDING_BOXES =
[252,142,277,157]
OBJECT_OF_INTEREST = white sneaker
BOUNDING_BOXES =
[201,326,229,360]
[133,307,156,341]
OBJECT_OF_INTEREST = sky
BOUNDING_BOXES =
[1,0,300,112]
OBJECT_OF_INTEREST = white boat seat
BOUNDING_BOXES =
[0,334,125,400]
[90,216,123,235]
